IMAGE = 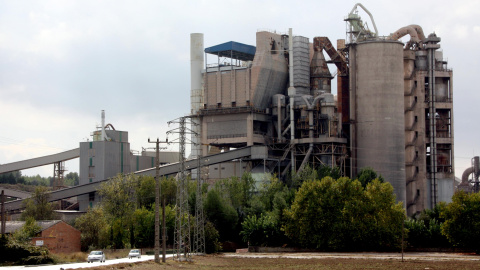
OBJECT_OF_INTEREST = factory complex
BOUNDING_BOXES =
[1,4,460,217]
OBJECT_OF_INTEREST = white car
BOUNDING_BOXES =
[87,250,105,263]
[128,249,141,259]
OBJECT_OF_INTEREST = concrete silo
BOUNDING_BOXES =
[350,40,406,203]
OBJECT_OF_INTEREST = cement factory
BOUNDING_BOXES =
[1,4,457,216]
[187,3,455,216]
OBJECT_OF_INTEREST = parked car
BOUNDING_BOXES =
[87,250,105,263]
[128,249,141,259]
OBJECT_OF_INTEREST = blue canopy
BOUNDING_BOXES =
[205,41,256,61]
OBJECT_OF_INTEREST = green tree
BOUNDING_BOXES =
[241,211,287,247]
[356,167,384,187]
[205,221,221,253]
[406,204,449,248]
[74,206,108,250]
[289,165,318,189]
[64,172,79,186]
[317,165,342,180]
[135,176,155,209]
[161,176,177,206]
[441,191,480,252]
[131,205,175,248]
[23,175,49,186]
[0,171,24,184]
[204,189,238,242]
[12,217,41,243]
[98,173,138,248]
[362,179,404,250]
[284,177,403,250]
[21,186,55,221]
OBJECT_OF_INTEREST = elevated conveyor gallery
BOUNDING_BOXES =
[4,145,267,212]
[0,148,80,174]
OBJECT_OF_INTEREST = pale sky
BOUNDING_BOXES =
[0,0,478,179]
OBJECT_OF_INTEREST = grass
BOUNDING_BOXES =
[64,253,480,270]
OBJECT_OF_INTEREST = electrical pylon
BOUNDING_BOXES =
[167,116,199,260]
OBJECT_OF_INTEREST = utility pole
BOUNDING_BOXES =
[148,138,168,263]
[1,190,5,235]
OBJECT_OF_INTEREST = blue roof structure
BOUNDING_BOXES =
[204,41,256,61]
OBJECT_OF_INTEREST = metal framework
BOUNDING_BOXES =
[167,117,191,260]
[193,155,205,255]
[53,161,66,190]
[167,116,205,259]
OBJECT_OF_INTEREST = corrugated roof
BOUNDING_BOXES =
[204,41,256,61]
[4,220,62,234]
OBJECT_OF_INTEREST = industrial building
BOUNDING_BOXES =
[78,110,179,210]
[0,4,455,216]
[189,4,454,215]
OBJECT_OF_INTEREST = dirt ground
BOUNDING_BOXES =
[70,252,480,270]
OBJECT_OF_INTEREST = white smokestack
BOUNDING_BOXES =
[190,33,204,159]
[101,110,106,141]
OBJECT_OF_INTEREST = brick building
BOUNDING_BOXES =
[5,220,81,254]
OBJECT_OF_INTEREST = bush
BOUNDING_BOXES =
[240,212,287,247]
[0,237,55,265]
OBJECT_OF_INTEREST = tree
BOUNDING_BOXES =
[97,173,138,248]
[2,218,54,265]
[356,167,384,187]
[284,177,404,250]
[240,211,287,247]
[64,172,79,186]
[74,206,108,250]
[441,191,480,252]
[204,189,238,242]
[21,186,55,221]
[12,217,41,243]
[406,204,449,248]
[135,176,155,209]
[317,165,342,180]
[205,221,221,253]
[131,205,175,248]
[362,179,404,250]
[0,171,24,184]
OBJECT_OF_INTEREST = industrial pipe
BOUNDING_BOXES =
[348,3,378,37]
[297,94,327,174]
[101,110,106,141]
[277,95,282,142]
[409,24,426,40]
[462,167,474,183]
[288,28,296,173]
[390,26,421,43]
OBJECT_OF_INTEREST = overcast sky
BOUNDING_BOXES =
[0,0,478,179]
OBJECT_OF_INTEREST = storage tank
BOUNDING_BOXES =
[351,40,406,204]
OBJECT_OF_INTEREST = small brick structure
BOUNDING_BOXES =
[6,220,81,254]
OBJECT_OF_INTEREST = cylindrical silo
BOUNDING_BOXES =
[352,40,406,204]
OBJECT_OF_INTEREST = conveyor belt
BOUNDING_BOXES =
[4,145,267,212]
[0,148,80,174]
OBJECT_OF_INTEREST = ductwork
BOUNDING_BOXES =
[390,24,426,48]
[462,167,474,184]
[462,156,480,183]
[409,24,426,40]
